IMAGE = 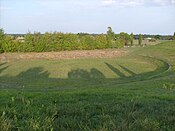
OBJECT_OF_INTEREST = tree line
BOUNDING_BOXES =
[0,27,174,53]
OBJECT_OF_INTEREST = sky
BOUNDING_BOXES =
[0,0,175,35]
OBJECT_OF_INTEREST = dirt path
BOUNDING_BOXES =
[0,49,128,62]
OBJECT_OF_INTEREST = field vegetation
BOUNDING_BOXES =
[0,27,129,52]
[0,40,175,130]
[0,28,173,53]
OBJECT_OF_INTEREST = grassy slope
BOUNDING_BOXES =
[0,41,175,130]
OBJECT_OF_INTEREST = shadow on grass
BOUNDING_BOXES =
[68,68,105,79]
[17,67,50,81]
[105,63,126,78]
[0,62,8,74]
[119,65,137,76]
[0,58,171,90]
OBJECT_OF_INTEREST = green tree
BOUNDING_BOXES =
[2,35,16,52]
[107,27,114,37]
[24,32,35,52]
[107,27,115,47]
[33,32,43,52]
[130,33,134,46]
[155,35,161,40]
[0,29,5,53]
[94,34,108,49]
[138,34,142,45]
[0,28,4,38]
[119,32,130,46]
[173,32,175,41]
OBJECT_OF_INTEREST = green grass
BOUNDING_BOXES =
[0,41,175,130]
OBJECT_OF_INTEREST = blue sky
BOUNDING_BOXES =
[0,0,175,34]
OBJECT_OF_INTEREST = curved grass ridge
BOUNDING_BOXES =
[140,56,172,79]
[0,55,172,90]
[91,55,172,87]
[133,55,171,80]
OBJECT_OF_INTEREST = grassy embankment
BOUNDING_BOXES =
[0,41,175,130]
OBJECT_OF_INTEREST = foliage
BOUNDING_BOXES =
[107,26,115,40]
[106,27,115,47]
[115,32,130,47]
[0,29,5,53]
[138,34,142,45]
[0,28,133,53]
[130,33,134,46]
[1,27,173,53]
[135,34,173,40]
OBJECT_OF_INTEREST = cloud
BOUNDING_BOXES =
[118,0,144,7]
[37,0,175,9]
[101,0,144,7]
[152,0,175,6]
[102,0,116,6]
[101,0,175,7]
[38,0,97,9]
[0,6,11,11]
[153,0,168,5]
[171,0,175,4]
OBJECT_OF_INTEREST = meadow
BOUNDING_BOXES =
[0,41,175,130]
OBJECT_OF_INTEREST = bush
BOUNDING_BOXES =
[0,30,129,53]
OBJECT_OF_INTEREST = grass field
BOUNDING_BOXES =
[0,41,175,130]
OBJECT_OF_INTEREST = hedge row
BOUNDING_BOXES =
[0,30,131,53]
